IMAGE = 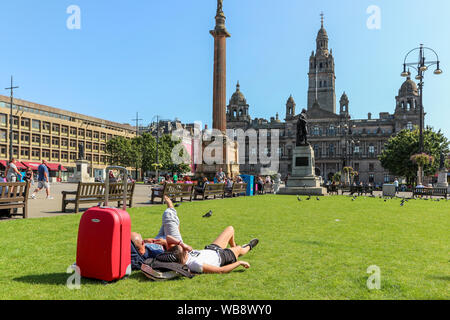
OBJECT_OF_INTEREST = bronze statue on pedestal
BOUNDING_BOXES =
[296,109,309,146]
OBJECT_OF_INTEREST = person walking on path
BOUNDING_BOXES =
[31,160,53,200]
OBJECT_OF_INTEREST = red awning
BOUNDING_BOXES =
[0,160,27,170]
[46,163,68,172]
[22,162,67,172]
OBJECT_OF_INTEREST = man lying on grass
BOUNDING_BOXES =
[169,226,259,274]
[130,232,192,270]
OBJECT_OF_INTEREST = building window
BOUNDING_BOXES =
[52,137,60,146]
[78,129,85,137]
[43,122,51,131]
[42,136,51,146]
[384,175,390,183]
[52,124,60,133]
[61,126,69,135]
[313,126,319,136]
[369,163,375,172]
[354,146,360,154]
[313,145,319,158]
[406,122,413,131]
[70,127,77,136]
[369,145,375,156]
[42,149,50,160]
[32,120,41,131]
[20,148,30,158]
[52,151,60,160]
[354,163,359,171]
[329,144,334,156]
[21,118,30,129]
[369,174,375,183]
[0,114,6,126]
[328,125,335,136]
[32,134,41,145]
[21,133,30,143]
[32,148,40,159]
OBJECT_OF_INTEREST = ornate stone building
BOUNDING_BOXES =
[226,17,421,185]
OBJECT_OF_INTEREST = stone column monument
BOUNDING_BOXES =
[195,0,240,179]
[278,108,326,195]
[69,142,94,183]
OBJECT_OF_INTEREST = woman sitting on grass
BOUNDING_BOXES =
[169,226,259,274]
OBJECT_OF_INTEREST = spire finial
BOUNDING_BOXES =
[236,80,240,90]
[320,12,324,28]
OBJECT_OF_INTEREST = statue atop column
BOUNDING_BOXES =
[296,109,309,146]
[78,142,85,161]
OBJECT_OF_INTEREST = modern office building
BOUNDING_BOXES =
[0,94,135,181]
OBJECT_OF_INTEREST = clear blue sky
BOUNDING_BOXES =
[0,0,448,137]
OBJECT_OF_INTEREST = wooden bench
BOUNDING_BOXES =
[326,185,339,195]
[151,183,194,204]
[339,186,351,195]
[62,182,135,213]
[194,183,225,200]
[413,187,448,199]
[0,182,30,219]
[226,183,247,197]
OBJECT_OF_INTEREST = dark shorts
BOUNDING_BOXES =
[204,244,237,267]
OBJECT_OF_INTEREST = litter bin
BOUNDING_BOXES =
[239,175,254,196]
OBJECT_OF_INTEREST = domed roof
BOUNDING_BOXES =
[230,81,247,105]
[317,26,328,39]
[399,77,418,97]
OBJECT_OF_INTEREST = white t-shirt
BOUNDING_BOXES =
[185,250,221,273]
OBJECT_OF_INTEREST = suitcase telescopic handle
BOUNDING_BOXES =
[105,166,128,210]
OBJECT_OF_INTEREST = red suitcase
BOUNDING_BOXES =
[76,166,131,282]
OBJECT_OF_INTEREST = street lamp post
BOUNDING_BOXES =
[401,44,442,184]
[5,76,19,161]
[151,115,161,183]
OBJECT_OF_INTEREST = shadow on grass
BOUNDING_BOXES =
[13,273,119,286]
[14,273,73,285]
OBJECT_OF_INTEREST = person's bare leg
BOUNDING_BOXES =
[229,245,250,260]
[212,226,236,249]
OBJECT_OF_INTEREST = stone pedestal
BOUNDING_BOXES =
[436,170,449,188]
[69,160,94,183]
[278,145,326,196]
[195,134,240,180]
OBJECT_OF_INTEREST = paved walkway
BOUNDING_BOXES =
[4,182,155,220]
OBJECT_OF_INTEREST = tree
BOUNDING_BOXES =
[107,133,191,177]
[379,127,449,184]
[106,136,135,168]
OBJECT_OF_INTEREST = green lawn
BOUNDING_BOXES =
[0,195,449,300]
